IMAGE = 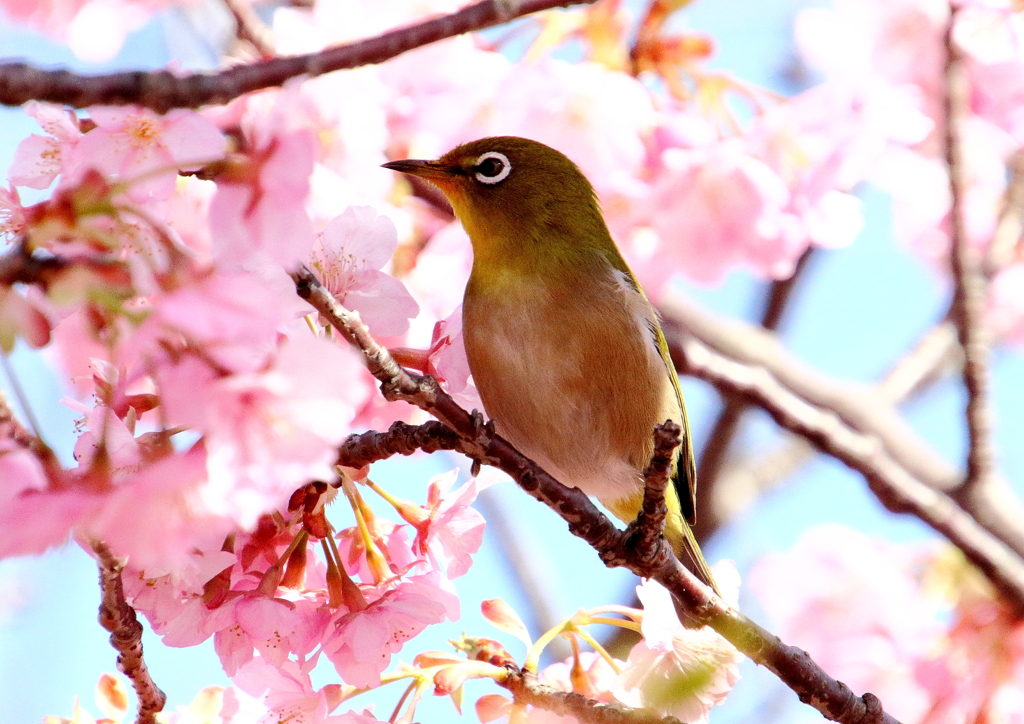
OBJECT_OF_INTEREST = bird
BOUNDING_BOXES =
[383,136,718,593]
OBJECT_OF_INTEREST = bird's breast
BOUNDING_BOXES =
[462,264,679,502]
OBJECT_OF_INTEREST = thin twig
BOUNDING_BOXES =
[626,421,681,564]
[0,367,64,483]
[944,9,998,498]
[221,0,276,58]
[93,541,166,724]
[504,667,683,724]
[673,334,1024,613]
[0,0,596,111]
[293,267,900,724]
[337,421,568,653]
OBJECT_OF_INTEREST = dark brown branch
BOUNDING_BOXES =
[293,267,900,724]
[93,541,166,724]
[673,333,1024,613]
[694,248,814,541]
[0,243,68,287]
[336,420,461,468]
[0,0,596,111]
[504,667,683,724]
[625,421,681,563]
[944,10,998,498]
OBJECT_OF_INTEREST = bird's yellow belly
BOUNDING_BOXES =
[462,274,679,502]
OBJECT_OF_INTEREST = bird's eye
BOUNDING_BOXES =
[473,152,512,185]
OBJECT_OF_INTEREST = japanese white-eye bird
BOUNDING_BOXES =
[383,137,718,593]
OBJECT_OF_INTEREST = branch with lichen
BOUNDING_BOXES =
[0,0,596,111]
[93,541,166,724]
[293,265,901,724]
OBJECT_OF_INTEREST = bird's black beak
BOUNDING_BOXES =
[381,159,462,180]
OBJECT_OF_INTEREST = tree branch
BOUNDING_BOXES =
[504,667,683,724]
[944,9,999,498]
[293,266,901,724]
[93,541,166,724]
[336,420,461,468]
[661,293,962,489]
[672,333,1024,613]
[659,291,1024,568]
[708,322,957,532]
[622,421,680,564]
[693,248,814,541]
[0,0,595,111]
[699,148,1024,551]
[221,0,276,59]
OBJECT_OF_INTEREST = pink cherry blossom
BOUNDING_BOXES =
[312,206,419,337]
[282,72,394,216]
[956,4,1024,143]
[380,36,511,160]
[414,469,491,579]
[542,651,623,702]
[404,221,473,320]
[213,594,317,675]
[9,101,83,190]
[208,128,317,271]
[751,81,932,246]
[464,57,656,211]
[230,656,349,724]
[644,138,804,286]
[872,117,1015,263]
[751,525,943,723]
[0,184,26,240]
[164,175,216,261]
[0,0,189,62]
[158,332,374,528]
[81,445,239,574]
[69,106,225,204]
[795,0,948,122]
[71,404,142,473]
[139,266,307,375]
[0,440,48,505]
[0,285,51,351]
[323,572,460,688]
[612,575,741,724]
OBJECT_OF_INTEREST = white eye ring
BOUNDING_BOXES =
[473,151,512,185]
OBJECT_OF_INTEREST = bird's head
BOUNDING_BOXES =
[383,137,614,267]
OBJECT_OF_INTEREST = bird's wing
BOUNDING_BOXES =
[606,249,699,525]
[650,318,698,524]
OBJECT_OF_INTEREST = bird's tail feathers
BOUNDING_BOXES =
[674,519,721,597]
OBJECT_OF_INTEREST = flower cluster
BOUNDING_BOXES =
[752,524,1024,724]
